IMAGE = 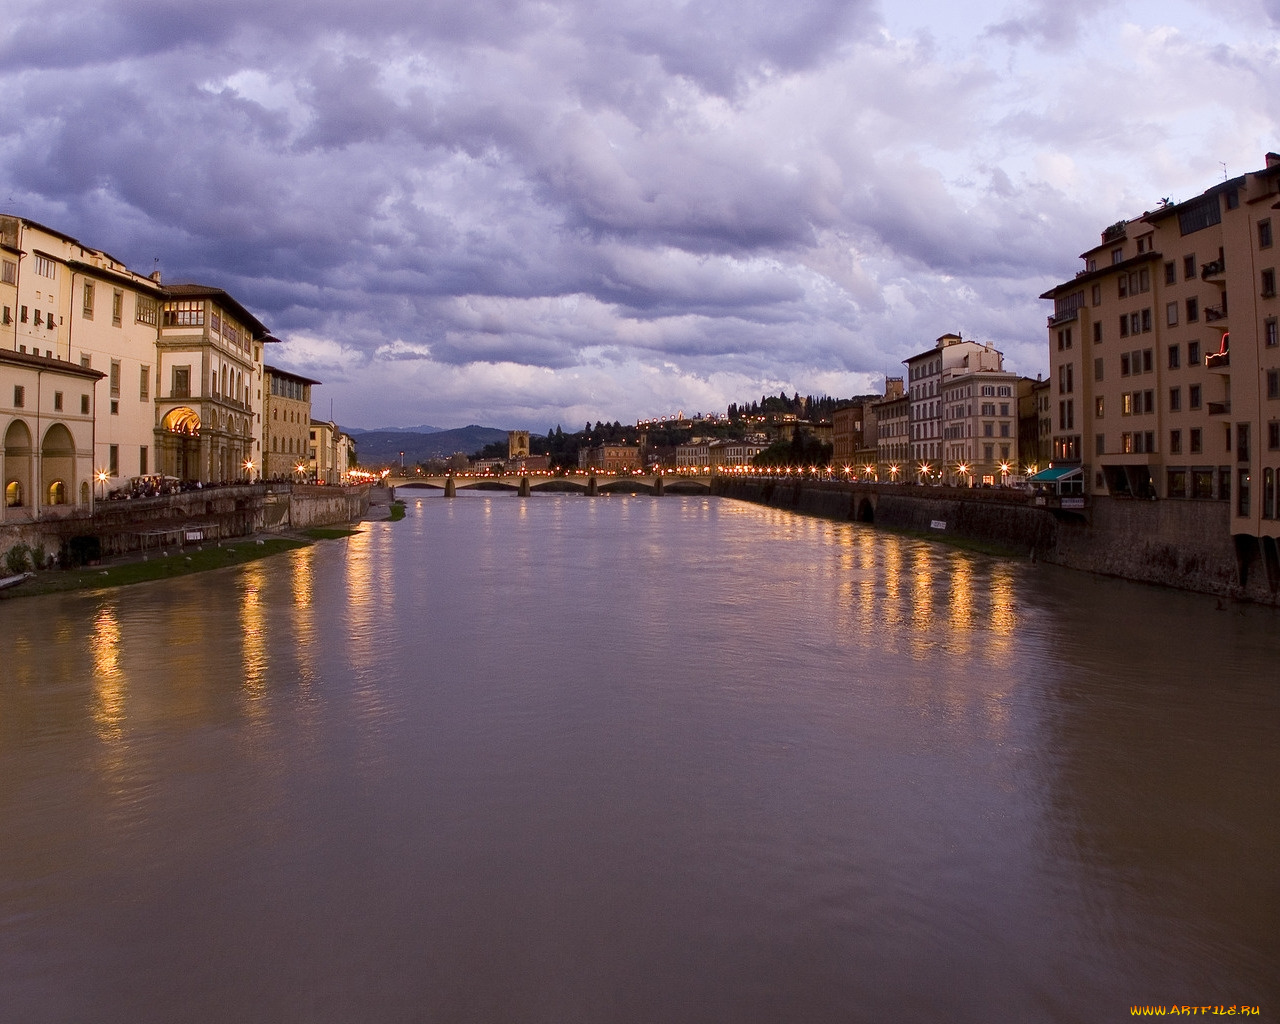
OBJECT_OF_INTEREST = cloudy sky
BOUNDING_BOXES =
[2,0,1277,430]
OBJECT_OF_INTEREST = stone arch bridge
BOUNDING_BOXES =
[387,472,715,497]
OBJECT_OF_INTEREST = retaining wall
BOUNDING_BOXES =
[713,477,1277,605]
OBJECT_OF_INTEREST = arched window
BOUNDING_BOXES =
[80,481,90,505]
[47,480,66,505]
[5,480,21,507]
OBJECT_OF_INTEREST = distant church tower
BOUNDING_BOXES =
[508,430,530,460]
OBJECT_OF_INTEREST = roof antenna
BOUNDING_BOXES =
[1221,161,1228,181]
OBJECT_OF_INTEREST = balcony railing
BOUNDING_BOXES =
[1047,308,1080,327]
[1204,305,1228,323]
[1207,400,1232,415]
[1205,350,1230,369]
[1200,259,1226,281]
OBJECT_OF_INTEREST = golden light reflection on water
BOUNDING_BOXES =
[948,557,974,657]
[90,601,126,741]
[988,563,1018,657]
[240,561,268,711]
[288,546,319,688]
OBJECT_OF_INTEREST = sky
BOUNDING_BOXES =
[2,0,1278,431]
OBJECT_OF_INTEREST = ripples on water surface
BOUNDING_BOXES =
[1,494,1276,1023]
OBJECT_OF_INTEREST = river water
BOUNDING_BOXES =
[1,493,1276,1023]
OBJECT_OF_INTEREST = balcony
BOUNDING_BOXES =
[1047,308,1079,327]
[1204,305,1228,324]
[1207,400,1232,415]
[1205,350,1230,370]
[1200,259,1226,282]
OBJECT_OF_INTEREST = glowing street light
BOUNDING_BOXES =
[243,459,256,481]
[96,469,109,501]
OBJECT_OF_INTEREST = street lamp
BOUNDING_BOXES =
[999,461,1011,486]
[957,462,971,487]
[243,459,255,482]
[96,470,109,501]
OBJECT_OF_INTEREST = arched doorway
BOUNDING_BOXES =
[161,407,201,480]
[5,420,34,511]
[41,423,77,508]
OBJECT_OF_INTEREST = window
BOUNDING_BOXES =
[1191,428,1202,453]
[162,300,204,327]
[1112,247,1124,265]
[1187,297,1199,322]
[140,365,150,401]
[1268,320,1279,348]
[140,446,148,475]
[80,394,90,415]
[1143,348,1153,372]
[1095,396,1105,418]
[1122,393,1134,416]
[1168,469,1187,498]
[1266,469,1276,519]
[1,306,9,325]
[1190,384,1202,409]
[111,289,123,327]
[1179,197,1221,236]
[83,281,95,319]
[110,400,118,416]
[1096,433,1106,455]
[1168,344,1180,369]
[1118,275,1128,298]
[1270,422,1280,450]
[1238,423,1250,463]
[33,253,56,277]
[1170,387,1181,411]
[1,259,15,284]
[33,309,42,327]
[1260,219,1273,250]
[19,305,27,323]
[13,385,23,408]
[1192,468,1213,497]
[1093,321,1102,343]
[53,391,62,411]
[108,445,119,476]
[1122,431,1134,453]
[983,422,994,437]
[109,359,120,398]
[1119,315,1130,338]
[172,365,190,398]
[1263,269,1276,298]
[136,296,158,326]
[1121,353,1131,376]
[1141,309,1152,333]
[1000,422,1010,437]
[1170,429,1182,454]
[1184,255,1196,280]
[1092,284,1102,305]
[1164,262,1176,286]
[1238,469,1251,517]
[1144,390,1155,414]
[1189,341,1201,365]
[1167,302,1178,326]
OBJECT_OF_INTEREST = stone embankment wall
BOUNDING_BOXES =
[1,483,370,564]
[712,478,1277,605]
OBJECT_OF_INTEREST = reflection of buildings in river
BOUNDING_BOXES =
[91,602,126,742]
[239,561,268,714]
[288,545,319,688]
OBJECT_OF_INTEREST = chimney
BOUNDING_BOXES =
[150,269,162,283]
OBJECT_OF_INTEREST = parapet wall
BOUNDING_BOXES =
[1,483,370,565]
[712,477,1275,605]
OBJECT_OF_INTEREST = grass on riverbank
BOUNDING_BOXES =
[4,537,311,600]
[388,500,406,521]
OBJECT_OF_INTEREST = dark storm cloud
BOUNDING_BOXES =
[2,0,1267,427]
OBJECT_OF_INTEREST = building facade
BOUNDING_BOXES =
[1041,152,1280,546]
[940,370,1020,484]
[904,334,1006,478]
[1,349,103,522]
[263,365,319,479]
[156,286,272,482]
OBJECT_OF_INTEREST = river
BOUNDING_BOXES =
[1,493,1276,1023]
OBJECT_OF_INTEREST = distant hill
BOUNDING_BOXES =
[347,424,445,435]
[351,425,508,465]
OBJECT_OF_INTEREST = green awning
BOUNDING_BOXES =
[1029,465,1082,482]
